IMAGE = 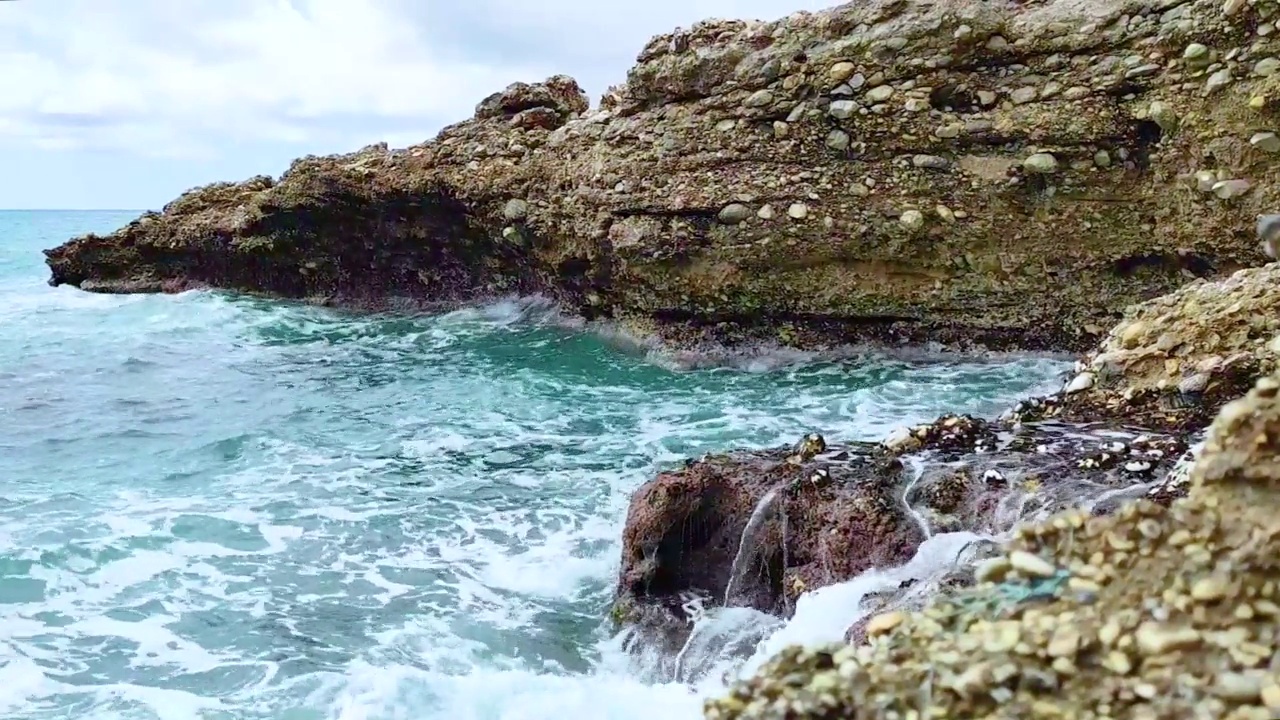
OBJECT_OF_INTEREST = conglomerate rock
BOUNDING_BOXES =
[44,0,1279,353]
[706,369,1280,720]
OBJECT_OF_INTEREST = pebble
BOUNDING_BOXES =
[1065,371,1095,394]
[1008,550,1057,578]
[1134,622,1201,654]
[912,154,948,170]
[1023,153,1059,174]
[865,85,894,103]
[1148,101,1178,132]
[977,90,997,106]
[1011,87,1038,104]
[756,204,775,220]
[936,123,962,139]
[1184,43,1210,63]
[787,203,809,220]
[718,203,751,225]
[865,611,906,636]
[828,100,858,119]
[899,209,925,231]
[1094,150,1112,167]
[1255,57,1280,76]
[829,62,856,82]
[502,198,529,221]
[1212,179,1252,199]
[1250,132,1280,153]
[1205,68,1233,93]
[826,130,851,151]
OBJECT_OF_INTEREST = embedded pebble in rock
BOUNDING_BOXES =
[1250,132,1280,153]
[502,198,529,221]
[1206,68,1233,93]
[865,85,894,103]
[1148,101,1178,132]
[1213,179,1252,199]
[1256,57,1280,76]
[899,209,925,231]
[1010,87,1038,104]
[912,154,948,170]
[718,203,752,225]
[828,100,858,119]
[1023,153,1059,174]
[829,62,856,82]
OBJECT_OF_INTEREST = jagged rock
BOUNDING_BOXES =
[706,369,1280,720]
[43,0,1277,354]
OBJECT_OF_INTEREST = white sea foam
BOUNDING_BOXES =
[0,228,1075,720]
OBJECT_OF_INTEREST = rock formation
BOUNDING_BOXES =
[706,366,1280,720]
[44,0,1278,354]
[614,259,1276,662]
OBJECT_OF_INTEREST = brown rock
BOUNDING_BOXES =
[42,0,1275,355]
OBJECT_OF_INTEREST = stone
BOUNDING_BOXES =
[900,209,925,230]
[502,198,529,221]
[744,89,775,107]
[1008,550,1057,577]
[756,204,775,220]
[913,154,949,170]
[1183,43,1210,63]
[1011,87,1038,104]
[1250,132,1280,153]
[1255,58,1280,77]
[1023,153,1059,174]
[977,90,997,106]
[865,85,894,103]
[1212,179,1252,199]
[827,130,851,151]
[718,203,752,225]
[1065,371,1095,394]
[829,62,857,82]
[1205,68,1233,93]
[1094,150,1112,167]
[787,203,809,220]
[828,100,859,119]
[1148,101,1178,132]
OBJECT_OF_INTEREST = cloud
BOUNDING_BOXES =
[0,0,837,207]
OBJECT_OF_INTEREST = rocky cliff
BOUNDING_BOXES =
[44,0,1277,353]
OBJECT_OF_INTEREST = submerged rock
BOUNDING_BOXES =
[42,0,1276,354]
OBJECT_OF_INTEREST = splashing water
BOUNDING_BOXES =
[722,485,786,609]
[0,211,1075,719]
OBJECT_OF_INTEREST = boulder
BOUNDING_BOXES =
[45,0,1278,353]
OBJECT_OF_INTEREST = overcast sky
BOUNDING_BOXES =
[0,0,832,210]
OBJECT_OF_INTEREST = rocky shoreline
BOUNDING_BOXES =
[38,0,1280,715]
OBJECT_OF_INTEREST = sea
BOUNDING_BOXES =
[0,209,1072,719]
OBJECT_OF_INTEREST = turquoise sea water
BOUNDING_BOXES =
[0,210,1071,719]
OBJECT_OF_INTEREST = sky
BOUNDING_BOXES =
[0,0,834,210]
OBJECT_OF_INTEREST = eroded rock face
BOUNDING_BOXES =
[45,0,1276,352]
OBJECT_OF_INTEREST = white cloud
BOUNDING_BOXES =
[0,0,834,160]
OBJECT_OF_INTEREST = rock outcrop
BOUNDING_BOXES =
[706,367,1280,720]
[45,0,1278,353]
[614,259,1277,664]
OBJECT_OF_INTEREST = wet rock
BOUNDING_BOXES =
[708,371,1280,720]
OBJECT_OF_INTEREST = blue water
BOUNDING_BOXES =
[0,210,1070,719]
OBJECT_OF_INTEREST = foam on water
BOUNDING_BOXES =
[0,211,1075,719]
